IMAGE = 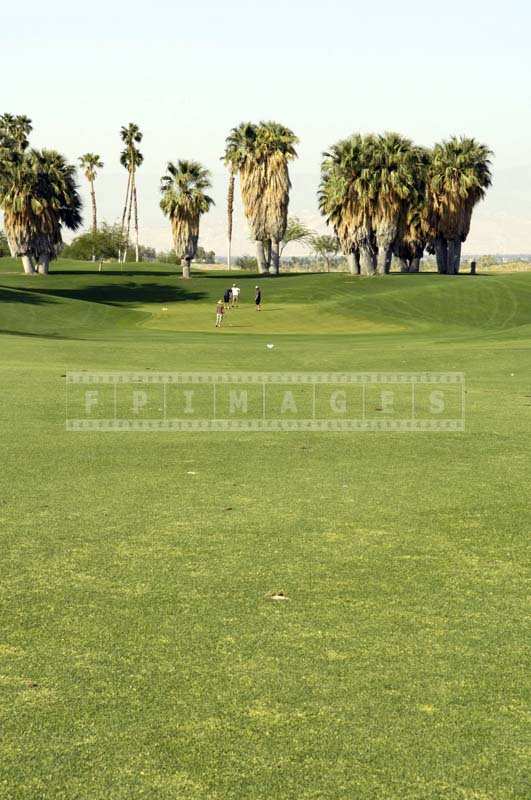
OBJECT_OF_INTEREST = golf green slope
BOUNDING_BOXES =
[0,259,529,800]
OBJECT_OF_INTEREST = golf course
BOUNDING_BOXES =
[0,259,529,799]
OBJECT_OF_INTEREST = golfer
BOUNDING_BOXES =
[215,298,224,327]
[223,287,232,307]
[255,285,261,311]
[231,283,240,307]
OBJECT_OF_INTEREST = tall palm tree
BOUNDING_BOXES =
[79,153,103,260]
[0,148,82,274]
[120,146,143,263]
[223,122,263,269]
[428,137,492,274]
[223,127,250,269]
[160,160,214,279]
[255,121,298,275]
[119,123,143,263]
[223,121,298,274]
[226,168,235,269]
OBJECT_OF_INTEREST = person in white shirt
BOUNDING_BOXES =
[231,283,240,308]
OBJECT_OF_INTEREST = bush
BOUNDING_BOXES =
[61,223,126,260]
[60,222,156,261]
[157,250,179,265]
[195,246,216,263]
[236,255,258,271]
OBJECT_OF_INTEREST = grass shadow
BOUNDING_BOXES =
[0,328,85,340]
[0,287,58,305]
[51,268,178,278]
[5,283,206,306]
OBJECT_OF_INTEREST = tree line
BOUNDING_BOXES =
[318,133,492,275]
[0,113,492,277]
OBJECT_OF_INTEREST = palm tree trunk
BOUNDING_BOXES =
[270,240,280,275]
[410,257,421,273]
[227,170,235,270]
[133,184,139,262]
[90,178,97,262]
[375,219,398,274]
[376,248,388,275]
[434,236,448,274]
[376,228,395,275]
[119,170,132,262]
[182,257,191,279]
[123,171,134,264]
[359,245,376,276]
[256,241,268,274]
[37,254,50,275]
[264,239,272,270]
[21,255,35,274]
[398,257,409,273]
[447,240,461,274]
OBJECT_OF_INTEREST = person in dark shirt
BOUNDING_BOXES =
[223,287,232,306]
[255,285,261,311]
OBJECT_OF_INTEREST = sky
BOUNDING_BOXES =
[3,0,531,255]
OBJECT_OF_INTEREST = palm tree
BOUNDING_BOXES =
[311,235,340,272]
[392,146,431,273]
[31,149,82,273]
[160,160,214,279]
[123,147,143,263]
[370,133,420,274]
[428,137,492,274]
[319,134,377,275]
[79,153,103,260]
[223,122,263,269]
[254,121,298,275]
[223,121,298,274]
[280,217,314,256]
[0,113,32,156]
[225,164,236,270]
[0,156,38,272]
[0,114,33,265]
[0,148,82,274]
[119,123,143,263]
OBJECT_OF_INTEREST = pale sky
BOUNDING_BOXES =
[4,0,531,255]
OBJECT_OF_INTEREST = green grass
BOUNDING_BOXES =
[0,258,529,799]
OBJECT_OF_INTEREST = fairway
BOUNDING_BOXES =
[1,260,529,799]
